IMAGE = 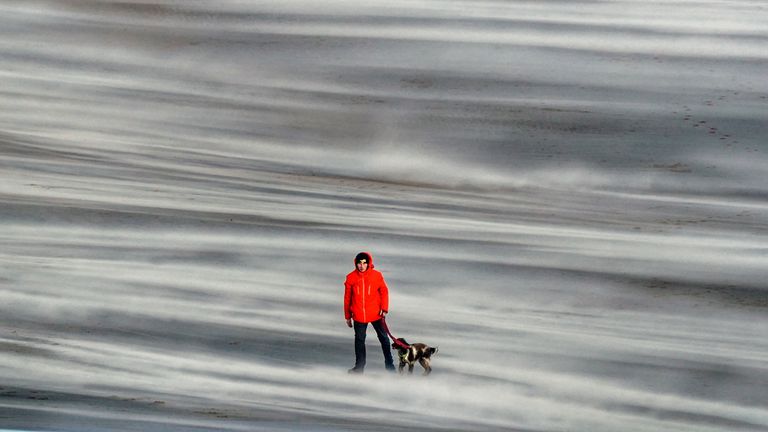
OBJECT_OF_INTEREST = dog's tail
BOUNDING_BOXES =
[425,346,438,358]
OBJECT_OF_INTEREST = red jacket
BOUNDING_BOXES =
[344,252,389,323]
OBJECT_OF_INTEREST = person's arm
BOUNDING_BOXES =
[379,275,389,316]
[343,281,353,327]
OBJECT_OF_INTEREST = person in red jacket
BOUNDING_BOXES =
[344,252,395,374]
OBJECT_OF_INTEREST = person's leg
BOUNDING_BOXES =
[371,319,395,371]
[352,321,368,371]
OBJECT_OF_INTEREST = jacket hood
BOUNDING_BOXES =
[354,251,374,271]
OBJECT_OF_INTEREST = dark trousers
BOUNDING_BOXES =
[353,319,395,370]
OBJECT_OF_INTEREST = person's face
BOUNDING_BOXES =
[356,259,369,272]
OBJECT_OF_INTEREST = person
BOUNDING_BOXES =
[343,252,395,374]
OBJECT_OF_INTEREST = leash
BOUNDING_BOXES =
[380,316,410,350]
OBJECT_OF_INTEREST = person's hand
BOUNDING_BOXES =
[380,310,387,317]
[346,318,352,328]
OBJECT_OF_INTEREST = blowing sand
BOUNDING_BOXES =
[1,1,767,431]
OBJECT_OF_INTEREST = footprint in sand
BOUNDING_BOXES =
[678,104,737,146]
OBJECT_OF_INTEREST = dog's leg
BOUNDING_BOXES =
[408,362,415,374]
[419,358,431,376]
[398,361,406,374]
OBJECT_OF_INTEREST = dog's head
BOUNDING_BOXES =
[391,338,409,351]
[426,346,439,357]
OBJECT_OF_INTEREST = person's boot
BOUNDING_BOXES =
[348,366,364,374]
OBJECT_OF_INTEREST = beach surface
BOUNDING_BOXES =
[1,1,767,431]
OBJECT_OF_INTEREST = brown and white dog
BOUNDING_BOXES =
[391,338,438,375]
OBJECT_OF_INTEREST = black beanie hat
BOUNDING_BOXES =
[355,252,371,263]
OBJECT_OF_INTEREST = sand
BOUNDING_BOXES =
[1,1,767,431]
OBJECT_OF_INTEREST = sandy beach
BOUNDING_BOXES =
[1,1,767,431]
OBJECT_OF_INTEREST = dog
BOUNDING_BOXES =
[391,338,438,375]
